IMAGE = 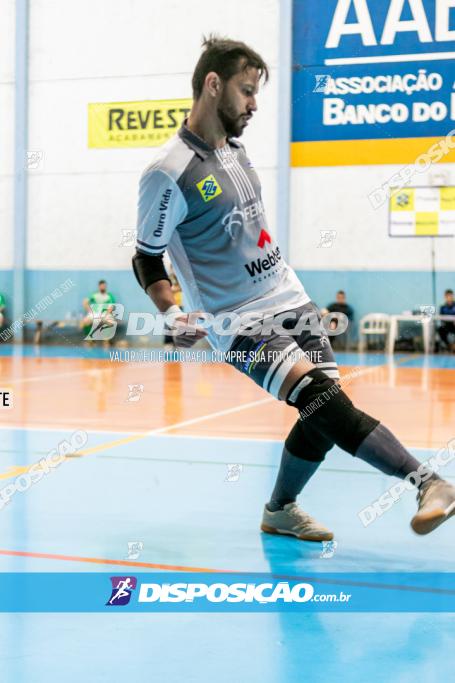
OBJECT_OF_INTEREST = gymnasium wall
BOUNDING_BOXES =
[21,0,281,318]
[2,0,454,328]
[0,0,15,305]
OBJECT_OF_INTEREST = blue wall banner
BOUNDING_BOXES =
[2,572,455,612]
[292,0,455,166]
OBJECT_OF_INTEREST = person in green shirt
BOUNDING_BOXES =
[82,280,116,338]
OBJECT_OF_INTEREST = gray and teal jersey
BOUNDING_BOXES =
[136,122,309,351]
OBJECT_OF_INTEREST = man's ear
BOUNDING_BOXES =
[205,71,221,97]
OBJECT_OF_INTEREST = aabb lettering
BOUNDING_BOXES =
[245,247,282,277]
[327,0,455,48]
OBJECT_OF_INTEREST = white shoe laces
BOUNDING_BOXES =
[285,503,315,528]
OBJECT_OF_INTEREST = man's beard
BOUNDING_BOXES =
[217,102,245,138]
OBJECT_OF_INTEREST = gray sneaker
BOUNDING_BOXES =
[411,479,455,535]
[261,502,334,542]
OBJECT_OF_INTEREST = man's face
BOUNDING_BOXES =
[99,282,107,294]
[336,293,346,304]
[446,292,454,305]
[217,65,259,138]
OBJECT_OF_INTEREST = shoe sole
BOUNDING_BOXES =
[261,523,334,542]
[411,503,455,535]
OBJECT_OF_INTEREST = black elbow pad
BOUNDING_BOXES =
[132,250,171,292]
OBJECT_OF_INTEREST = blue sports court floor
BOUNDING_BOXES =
[0,347,454,682]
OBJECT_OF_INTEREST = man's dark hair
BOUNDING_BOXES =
[192,35,269,100]
[99,280,106,286]
[337,290,345,296]
[445,289,453,295]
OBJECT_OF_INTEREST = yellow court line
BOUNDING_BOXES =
[0,356,418,481]
[0,397,275,481]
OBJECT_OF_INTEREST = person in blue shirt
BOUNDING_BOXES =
[438,289,455,352]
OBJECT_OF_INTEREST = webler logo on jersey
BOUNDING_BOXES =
[197,174,223,203]
[257,229,271,249]
[106,576,137,606]
[244,246,282,278]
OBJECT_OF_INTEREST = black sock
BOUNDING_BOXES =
[267,447,322,511]
[355,424,439,487]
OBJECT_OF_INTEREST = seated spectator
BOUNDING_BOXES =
[438,289,455,352]
[82,280,116,340]
[325,290,354,350]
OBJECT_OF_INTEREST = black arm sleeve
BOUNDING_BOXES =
[132,250,171,292]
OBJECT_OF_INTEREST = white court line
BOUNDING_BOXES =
[143,397,276,437]
[1,367,110,385]
[0,397,276,440]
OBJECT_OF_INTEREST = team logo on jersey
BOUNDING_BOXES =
[197,174,223,203]
[222,206,244,239]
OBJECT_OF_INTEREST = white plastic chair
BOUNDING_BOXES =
[358,314,390,352]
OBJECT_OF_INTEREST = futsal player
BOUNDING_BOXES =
[132,36,455,539]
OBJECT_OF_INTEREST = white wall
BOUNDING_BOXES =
[0,0,15,270]
[290,163,455,272]
[26,0,281,270]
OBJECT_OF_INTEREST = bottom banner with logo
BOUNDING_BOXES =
[1,573,454,612]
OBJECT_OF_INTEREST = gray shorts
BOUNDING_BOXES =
[226,302,340,400]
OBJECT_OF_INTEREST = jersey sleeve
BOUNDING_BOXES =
[136,168,188,256]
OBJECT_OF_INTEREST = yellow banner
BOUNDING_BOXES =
[88,99,193,148]
[291,137,455,167]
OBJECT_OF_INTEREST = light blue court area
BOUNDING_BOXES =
[1,428,455,682]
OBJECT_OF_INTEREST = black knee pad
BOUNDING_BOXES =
[286,368,379,455]
[285,418,334,462]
